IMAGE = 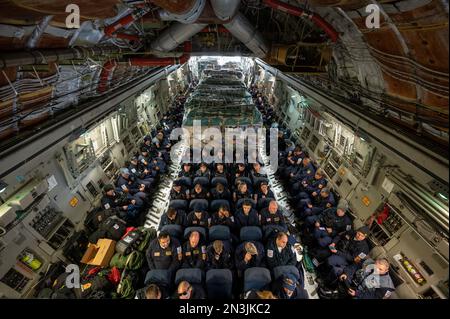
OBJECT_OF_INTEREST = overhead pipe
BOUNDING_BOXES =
[210,0,241,21]
[151,23,207,52]
[26,15,53,49]
[97,60,118,94]
[263,0,339,42]
[130,42,192,66]
[0,46,122,69]
[155,0,207,24]
[148,0,199,15]
[104,7,150,41]
[224,12,269,57]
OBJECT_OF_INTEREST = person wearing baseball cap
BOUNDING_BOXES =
[272,274,308,299]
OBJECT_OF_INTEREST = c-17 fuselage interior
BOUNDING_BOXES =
[0,0,448,302]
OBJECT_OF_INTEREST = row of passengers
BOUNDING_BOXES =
[146,231,299,277]
[178,162,268,184]
[159,200,286,231]
[170,179,275,203]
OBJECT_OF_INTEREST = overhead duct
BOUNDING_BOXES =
[131,42,192,66]
[224,12,269,58]
[210,0,241,21]
[151,23,207,52]
[156,0,207,24]
[263,0,339,42]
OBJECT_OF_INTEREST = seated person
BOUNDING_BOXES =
[101,184,141,221]
[321,226,370,285]
[339,258,395,299]
[179,163,194,179]
[206,240,233,270]
[243,290,277,299]
[233,163,250,185]
[158,207,187,231]
[266,232,297,270]
[182,230,206,269]
[190,183,210,200]
[211,206,235,229]
[213,163,228,180]
[233,182,252,203]
[211,182,231,200]
[186,209,210,228]
[297,187,336,219]
[235,242,264,277]
[149,156,167,175]
[135,284,167,299]
[260,200,287,230]
[307,201,352,248]
[146,232,182,274]
[235,200,260,228]
[293,168,327,196]
[254,181,275,202]
[271,274,308,299]
[250,162,267,179]
[289,157,315,191]
[279,146,304,179]
[116,168,147,201]
[175,281,206,300]
[170,180,189,200]
[153,131,171,152]
[195,162,211,179]
[128,156,155,189]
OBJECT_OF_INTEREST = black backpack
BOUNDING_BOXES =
[100,216,127,241]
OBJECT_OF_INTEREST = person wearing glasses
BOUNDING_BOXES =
[175,281,206,299]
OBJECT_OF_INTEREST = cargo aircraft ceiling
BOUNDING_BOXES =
[0,0,448,151]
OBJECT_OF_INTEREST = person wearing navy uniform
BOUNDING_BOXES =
[158,207,187,230]
[190,183,210,200]
[195,163,211,179]
[170,180,189,200]
[254,181,275,202]
[272,274,308,299]
[175,281,206,300]
[235,200,260,228]
[186,209,210,228]
[101,184,140,221]
[294,168,327,197]
[211,183,231,200]
[179,163,194,179]
[211,206,235,229]
[206,240,233,270]
[290,157,315,191]
[339,258,395,299]
[324,226,371,284]
[182,230,207,269]
[146,232,182,275]
[265,232,297,270]
[260,200,287,230]
[213,163,229,180]
[309,201,352,246]
[298,187,336,219]
[128,156,155,189]
[235,241,265,277]
[116,167,148,202]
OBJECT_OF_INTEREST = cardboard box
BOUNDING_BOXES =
[80,239,116,267]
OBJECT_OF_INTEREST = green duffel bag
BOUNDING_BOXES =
[109,251,144,270]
